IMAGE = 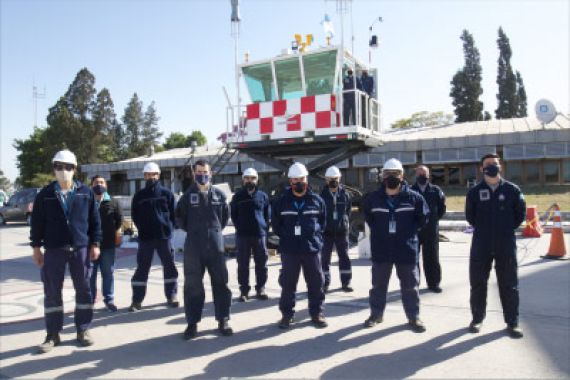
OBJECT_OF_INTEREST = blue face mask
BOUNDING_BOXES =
[483,164,500,178]
[195,174,210,186]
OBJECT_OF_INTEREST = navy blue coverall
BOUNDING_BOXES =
[131,180,178,304]
[466,179,526,326]
[364,183,429,320]
[30,180,102,334]
[230,186,270,295]
[320,185,352,288]
[411,182,446,289]
[342,74,362,126]
[176,185,232,324]
[272,188,327,319]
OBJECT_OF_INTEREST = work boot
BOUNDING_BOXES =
[363,315,383,328]
[342,284,354,292]
[218,319,233,336]
[278,316,295,330]
[469,321,483,333]
[183,324,198,340]
[238,292,248,302]
[77,330,94,347]
[38,333,61,353]
[311,314,328,328]
[128,302,142,312]
[255,289,269,300]
[429,286,443,293]
[167,297,179,308]
[408,319,426,333]
[507,324,524,339]
[104,302,118,312]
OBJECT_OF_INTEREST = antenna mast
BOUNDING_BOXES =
[230,0,242,139]
[32,83,46,127]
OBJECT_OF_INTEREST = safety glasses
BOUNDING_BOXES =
[53,163,75,171]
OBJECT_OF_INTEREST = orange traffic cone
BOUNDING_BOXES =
[542,204,568,260]
[522,205,542,237]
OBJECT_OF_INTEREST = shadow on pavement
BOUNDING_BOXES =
[198,326,502,379]
[320,329,504,379]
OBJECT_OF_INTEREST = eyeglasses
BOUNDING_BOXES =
[53,163,75,171]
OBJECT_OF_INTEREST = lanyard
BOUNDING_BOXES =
[293,201,305,213]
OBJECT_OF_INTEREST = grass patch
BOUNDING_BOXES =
[442,185,570,212]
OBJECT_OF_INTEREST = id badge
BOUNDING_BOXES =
[389,219,396,234]
[333,211,338,220]
[295,225,301,236]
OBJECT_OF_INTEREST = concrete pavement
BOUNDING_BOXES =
[0,223,569,379]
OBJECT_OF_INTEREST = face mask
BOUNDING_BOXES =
[92,185,106,195]
[328,180,339,189]
[245,182,256,191]
[416,175,428,185]
[55,170,73,184]
[146,179,158,187]
[195,174,210,186]
[384,176,401,190]
[293,182,307,193]
[483,164,500,178]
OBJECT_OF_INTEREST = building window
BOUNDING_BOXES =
[275,57,304,99]
[463,164,478,186]
[506,162,522,184]
[544,161,560,184]
[303,50,337,96]
[242,63,276,102]
[430,167,445,186]
[345,168,358,187]
[564,159,570,183]
[525,162,540,184]
[448,167,460,185]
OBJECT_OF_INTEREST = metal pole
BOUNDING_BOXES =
[232,21,241,141]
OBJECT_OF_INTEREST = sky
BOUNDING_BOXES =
[1,0,568,182]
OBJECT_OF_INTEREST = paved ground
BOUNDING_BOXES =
[0,224,569,379]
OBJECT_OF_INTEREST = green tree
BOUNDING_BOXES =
[65,67,96,119]
[93,88,117,161]
[450,30,484,122]
[13,127,51,187]
[495,27,518,119]
[391,111,454,129]
[141,101,162,154]
[163,132,189,150]
[29,173,54,188]
[122,93,145,157]
[516,71,528,117]
[0,170,11,192]
[186,130,207,147]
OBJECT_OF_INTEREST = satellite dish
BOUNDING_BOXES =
[535,99,557,124]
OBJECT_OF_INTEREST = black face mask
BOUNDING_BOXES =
[384,176,401,189]
[92,185,106,195]
[328,180,339,189]
[245,182,256,191]
[416,175,428,185]
[293,182,307,193]
[146,179,158,187]
[483,164,500,178]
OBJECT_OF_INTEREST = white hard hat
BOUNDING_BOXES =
[288,162,309,178]
[325,166,341,178]
[143,162,161,174]
[242,167,258,178]
[382,158,404,173]
[52,150,77,166]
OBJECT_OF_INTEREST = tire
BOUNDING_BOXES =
[0,214,6,225]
